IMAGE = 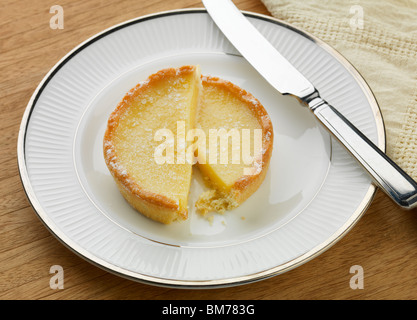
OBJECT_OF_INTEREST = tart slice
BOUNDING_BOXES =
[195,75,273,215]
[103,66,201,224]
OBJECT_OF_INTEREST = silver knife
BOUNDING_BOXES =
[203,0,417,209]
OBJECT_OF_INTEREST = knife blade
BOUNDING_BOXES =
[203,0,417,209]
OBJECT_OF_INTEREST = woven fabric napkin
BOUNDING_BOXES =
[261,0,417,180]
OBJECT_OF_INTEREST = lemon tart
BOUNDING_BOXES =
[104,66,273,223]
[195,75,274,214]
[103,66,201,224]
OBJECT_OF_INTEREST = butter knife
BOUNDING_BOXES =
[203,0,417,209]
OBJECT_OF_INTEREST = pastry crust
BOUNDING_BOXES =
[103,66,199,224]
[195,75,274,214]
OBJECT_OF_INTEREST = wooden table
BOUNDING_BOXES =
[2,0,417,300]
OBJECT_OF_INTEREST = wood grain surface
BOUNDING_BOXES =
[2,0,417,300]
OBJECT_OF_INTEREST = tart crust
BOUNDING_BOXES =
[195,75,274,214]
[103,66,201,224]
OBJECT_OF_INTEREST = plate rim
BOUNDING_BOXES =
[17,8,385,289]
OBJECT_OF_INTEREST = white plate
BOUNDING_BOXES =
[18,9,384,288]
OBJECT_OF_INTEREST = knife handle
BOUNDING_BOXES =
[308,97,417,209]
